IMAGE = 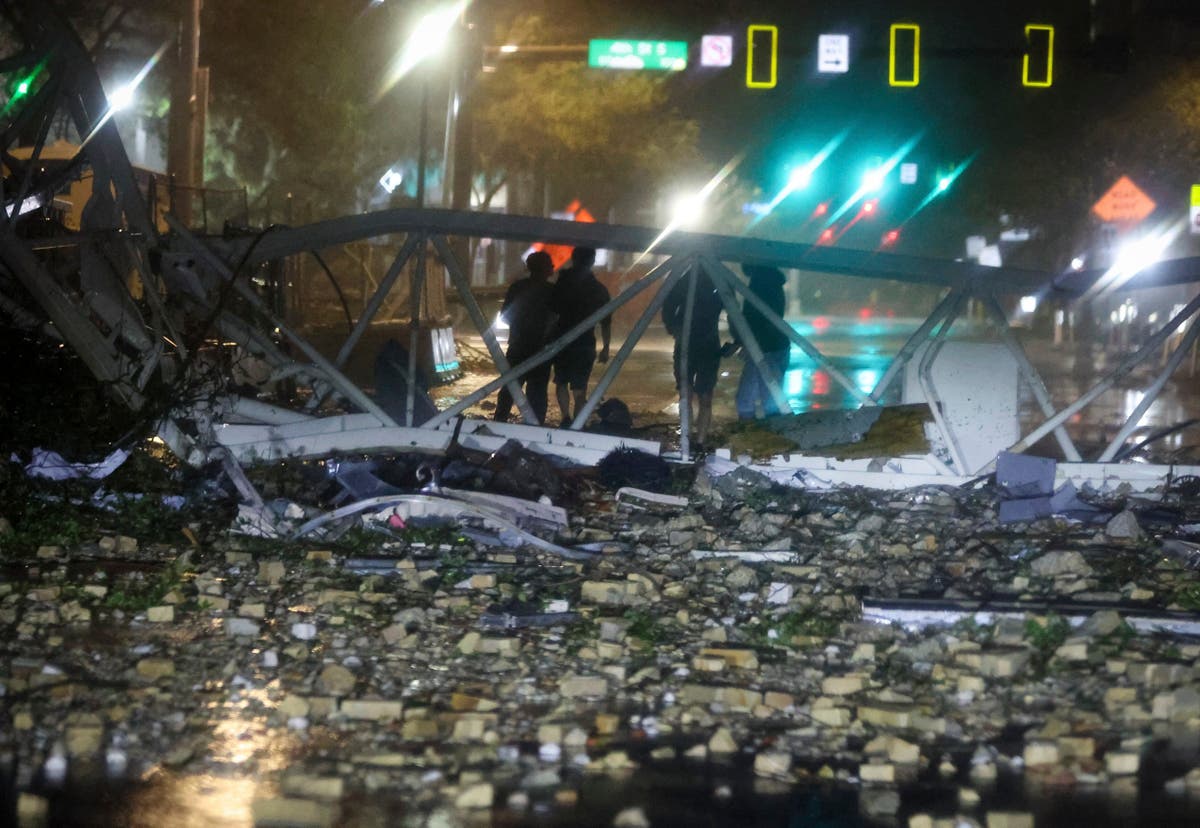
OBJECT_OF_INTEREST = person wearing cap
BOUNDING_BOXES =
[548,246,611,424]
[494,250,555,423]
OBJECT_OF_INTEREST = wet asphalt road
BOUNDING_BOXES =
[427,318,1200,461]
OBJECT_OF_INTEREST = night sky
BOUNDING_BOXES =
[540,0,1196,262]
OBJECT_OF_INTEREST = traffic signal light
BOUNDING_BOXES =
[862,166,885,192]
[788,164,813,190]
[746,25,778,89]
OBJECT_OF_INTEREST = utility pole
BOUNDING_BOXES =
[167,0,203,226]
[440,10,478,291]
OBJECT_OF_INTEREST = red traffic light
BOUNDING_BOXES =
[882,229,900,246]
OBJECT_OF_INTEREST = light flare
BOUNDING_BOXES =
[375,1,470,101]
[79,40,170,150]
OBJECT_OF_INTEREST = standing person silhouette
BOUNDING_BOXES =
[548,246,611,424]
[734,264,790,419]
[494,251,555,423]
[662,268,724,447]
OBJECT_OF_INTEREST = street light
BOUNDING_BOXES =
[788,164,813,191]
[108,82,136,112]
[862,166,885,192]
[392,2,467,84]
[670,191,705,228]
[382,1,467,207]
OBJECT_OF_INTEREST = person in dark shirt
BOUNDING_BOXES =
[662,267,724,446]
[548,246,611,424]
[494,251,555,423]
[734,264,790,419]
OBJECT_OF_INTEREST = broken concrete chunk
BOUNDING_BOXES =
[613,806,652,827]
[145,605,174,623]
[698,647,759,670]
[258,560,286,585]
[580,580,651,606]
[1105,751,1140,775]
[559,675,608,698]
[1105,509,1142,541]
[707,727,738,754]
[1030,550,1093,578]
[857,703,914,729]
[135,658,175,680]
[224,618,260,638]
[977,648,1031,678]
[822,674,865,696]
[754,750,792,777]
[1079,609,1125,638]
[1022,740,1059,767]
[17,793,48,827]
[454,782,494,810]
[859,762,896,784]
[315,664,356,696]
[250,797,334,828]
[986,814,1034,828]
[340,699,402,721]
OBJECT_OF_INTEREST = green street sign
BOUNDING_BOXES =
[588,39,688,71]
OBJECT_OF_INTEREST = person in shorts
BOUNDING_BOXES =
[494,251,554,423]
[548,246,611,424]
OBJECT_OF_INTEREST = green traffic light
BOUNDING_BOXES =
[2,66,43,117]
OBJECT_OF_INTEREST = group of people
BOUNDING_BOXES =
[493,246,790,444]
[493,246,611,426]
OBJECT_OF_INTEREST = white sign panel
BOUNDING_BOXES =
[701,35,733,68]
[817,34,850,73]
[899,162,917,184]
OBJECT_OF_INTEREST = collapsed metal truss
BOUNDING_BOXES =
[2,1,1199,494]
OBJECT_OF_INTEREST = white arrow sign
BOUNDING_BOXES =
[818,34,850,73]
